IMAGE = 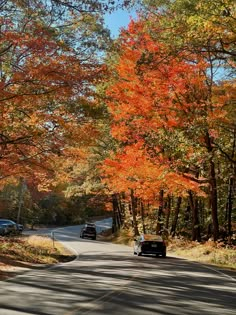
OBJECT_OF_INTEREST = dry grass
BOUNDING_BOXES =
[112,229,134,246]
[106,229,236,270]
[168,239,236,270]
[26,235,74,263]
[99,228,134,246]
[0,235,75,280]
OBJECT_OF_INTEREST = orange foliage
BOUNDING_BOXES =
[101,141,204,201]
[0,13,104,187]
[102,17,229,200]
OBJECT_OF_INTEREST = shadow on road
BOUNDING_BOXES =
[1,251,235,315]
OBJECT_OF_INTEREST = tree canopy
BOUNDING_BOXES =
[0,0,235,242]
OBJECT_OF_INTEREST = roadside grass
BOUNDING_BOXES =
[0,235,75,269]
[107,229,236,270]
[168,239,236,270]
[112,229,134,246]
[99,228,134,246]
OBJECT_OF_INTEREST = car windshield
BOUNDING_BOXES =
[0,220,12,224]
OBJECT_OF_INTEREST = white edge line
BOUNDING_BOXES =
[170,254,236,282]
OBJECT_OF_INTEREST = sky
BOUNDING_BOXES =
[104,9,137,38]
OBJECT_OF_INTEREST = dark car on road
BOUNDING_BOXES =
[80,223,97,240]
[134,234,167,257]
[0,219,18,235]
[16,223,24,233]
[0,224,8,236]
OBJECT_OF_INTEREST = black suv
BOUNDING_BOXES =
[134,234,167,257]
[80,223,97,240]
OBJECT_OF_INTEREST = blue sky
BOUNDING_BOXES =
[104,9,137,38]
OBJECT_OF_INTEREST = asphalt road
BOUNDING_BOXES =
[0,219,235,315]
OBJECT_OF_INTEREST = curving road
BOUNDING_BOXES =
[0,219,235,315]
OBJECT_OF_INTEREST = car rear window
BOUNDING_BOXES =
[143,234,163,241]
[85,227,96,232]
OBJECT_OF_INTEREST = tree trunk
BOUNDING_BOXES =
[165,195,171,230]
[206,132,219,241]
[226,176,234,244]
[140,200,146,234]
[209,160,219,241]
[130,189,139,236]
[189,191,201,242]
[116,193,123,229]
[156,190,164,234]
[118,193,125,226]
[226,129,236,244]
[17,177,25,224]
[171,197,182,237]
[112,194,119,233]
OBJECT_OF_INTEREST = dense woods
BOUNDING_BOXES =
[0,0,235,243]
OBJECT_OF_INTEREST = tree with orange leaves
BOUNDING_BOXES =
[103,16,235,240]
[0,0,112,187]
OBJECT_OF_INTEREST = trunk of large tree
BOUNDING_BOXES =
[171,197,182,237]
[156,190,164,234]
[140,200,146,234]
[209,160,219,241]
[226,176,234,244]
[116,193,123,229]
[206,132,219,241]
[165,195,171,230]
[226,129,236,244]
[189,191,201,242]
[112,194,119,233]
[130,189,139,236]
[118,193,125,226]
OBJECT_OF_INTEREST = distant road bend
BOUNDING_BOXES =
[0,218,235,315]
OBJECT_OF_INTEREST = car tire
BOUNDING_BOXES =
[162,251,166,258]
[80,234,84,239]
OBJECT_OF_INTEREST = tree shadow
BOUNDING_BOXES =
[0,251,235,315]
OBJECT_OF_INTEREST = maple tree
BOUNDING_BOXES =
[0,0,114,187]
[142,0,236,61]
[0,0,234,241]
[0,0,140,225]
[139,0,236,241]
[103,10,235,241]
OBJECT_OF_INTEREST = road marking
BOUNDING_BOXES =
[169,254,236,281]
[200,264,236,281]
